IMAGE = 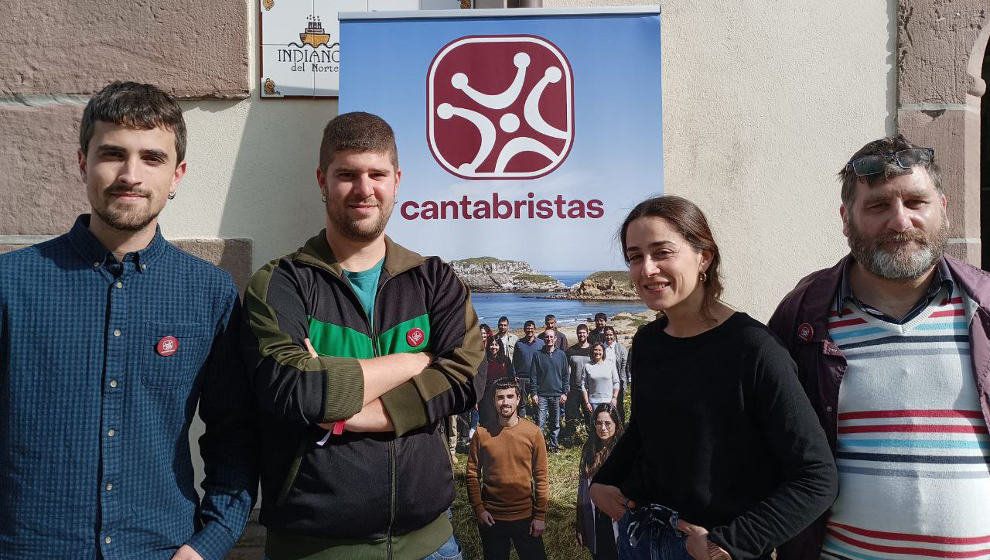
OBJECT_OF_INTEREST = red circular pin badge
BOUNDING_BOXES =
[157,336,179,357]
[797,323,814,342]
[406,328,425,347]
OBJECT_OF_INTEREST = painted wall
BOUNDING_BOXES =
[160,0,896,322]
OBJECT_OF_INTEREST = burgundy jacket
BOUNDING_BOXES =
[767,255,990,560]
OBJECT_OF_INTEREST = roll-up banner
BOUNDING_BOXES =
[339,7,661,335]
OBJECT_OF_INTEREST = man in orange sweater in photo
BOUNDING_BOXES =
[466,378,549,560]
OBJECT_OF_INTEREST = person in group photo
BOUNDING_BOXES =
[467,378,549,560]
[479,336,516,428]
[589,195,838,560]
[601,326,630,424]
[513,320,546,420]
[581,342,620,432]
[577,403,625,560]
[563,323,593,444]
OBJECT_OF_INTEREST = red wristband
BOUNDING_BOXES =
[332,420,345,435]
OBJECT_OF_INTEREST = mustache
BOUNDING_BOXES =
[105,185,150,197]
[873,229,928,247]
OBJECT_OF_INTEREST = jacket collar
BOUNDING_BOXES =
[799,254,989,340]
[294,230,426,277]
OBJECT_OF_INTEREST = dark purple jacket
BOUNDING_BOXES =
[767,255,990,560]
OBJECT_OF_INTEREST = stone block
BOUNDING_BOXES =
[0,0,248,98]
[172,238,253,293]
[898,107,980,242]
[945,239,981,263]
[897,0,989,104]
[0,104,89,235]
[0,245,30,255]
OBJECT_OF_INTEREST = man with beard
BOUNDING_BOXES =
[243,112,483,559]
[513,320,545,419]
[563,324,592,443]
[769,134,990,560]
[496,316,519,362]
[0,82,257,559]
[466,378,548,560]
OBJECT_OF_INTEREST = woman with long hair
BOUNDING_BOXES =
[580,342,619,431]
[479,336,515,427]
[589,196,837,560]
[577,403,624,560]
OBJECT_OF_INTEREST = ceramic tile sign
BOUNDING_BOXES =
[260,0,464,98]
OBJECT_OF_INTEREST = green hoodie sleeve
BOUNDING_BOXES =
[380,259,485,436]
[242,259,365,425]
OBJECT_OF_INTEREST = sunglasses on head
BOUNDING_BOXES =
[847,147,934,177]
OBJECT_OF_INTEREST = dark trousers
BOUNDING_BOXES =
[478,518,547,560]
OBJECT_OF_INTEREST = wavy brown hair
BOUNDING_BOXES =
[579,403,624,479]
[619,195,724,321]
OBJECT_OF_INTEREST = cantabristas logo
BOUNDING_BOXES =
[427,35,574,180]
[403,34,599,222]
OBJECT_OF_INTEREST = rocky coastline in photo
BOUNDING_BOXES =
[564,270,638,301]
[449,257,567,293]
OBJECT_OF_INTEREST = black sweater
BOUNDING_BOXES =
[593,313,836,559]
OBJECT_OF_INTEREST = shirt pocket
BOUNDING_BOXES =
[140,321,212,390]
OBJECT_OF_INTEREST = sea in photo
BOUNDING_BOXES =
[472,270,647,328]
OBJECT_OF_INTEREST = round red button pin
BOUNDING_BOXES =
[157,336,179,357]
[406,328,425,347]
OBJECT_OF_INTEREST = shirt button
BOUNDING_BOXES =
[104,536,111,544]
[826,406,833,413]
[93,262,100,268]
[106,483,113,491]
[113,329,121,337]
[109,380,118,388]
[115,281,123,289]
[107,429,116,437]
[141,264,148,271]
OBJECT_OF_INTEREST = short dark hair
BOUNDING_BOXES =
[80,81,187,163]
[839,134,942,208]
[498,316,509,324]
[319,111,398,171]
[576,323,588,333]
[603,326,616,337]
[492,377,520,398]
[594,312,608,322]
[544,314,555,323]
[619,196,724,321]
[524,320,536,329]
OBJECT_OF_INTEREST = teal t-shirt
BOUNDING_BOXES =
[343,258,384,329]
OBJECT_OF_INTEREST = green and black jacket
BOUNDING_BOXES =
[243,231,484,559]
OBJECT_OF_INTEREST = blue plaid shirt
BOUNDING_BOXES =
[0,216,257,560]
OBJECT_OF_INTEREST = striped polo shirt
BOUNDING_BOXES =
[822,286,990,560]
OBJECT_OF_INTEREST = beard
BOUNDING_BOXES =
[497,404,516,419]
[847,214,949,280]
[93,188,161,231]
[328,198,393,242]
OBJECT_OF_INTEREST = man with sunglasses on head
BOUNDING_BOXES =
[770,134,990,560]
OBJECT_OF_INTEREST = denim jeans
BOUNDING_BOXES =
[537,395,561,449]
[422,532,462,560]
[616,505,691,560]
